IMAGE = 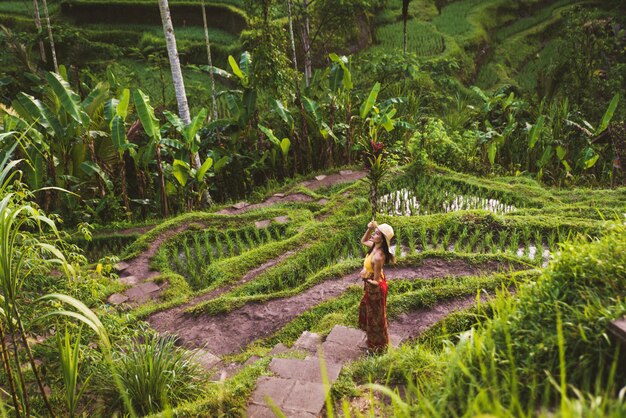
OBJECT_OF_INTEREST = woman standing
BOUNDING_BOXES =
[359,220,395,353]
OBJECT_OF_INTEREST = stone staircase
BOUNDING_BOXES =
[247,325,401,418]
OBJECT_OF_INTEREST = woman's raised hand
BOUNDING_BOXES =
[368,220,378,230]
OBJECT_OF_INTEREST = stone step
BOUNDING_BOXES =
[107,293,129,305]
[249,376,327,417]
[119,275,139,285]
[114,261,130,271]
[269,357,341,384]
[193,348,222,371]
[292,331,322,353]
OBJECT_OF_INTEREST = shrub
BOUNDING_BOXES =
[101,334,204,416]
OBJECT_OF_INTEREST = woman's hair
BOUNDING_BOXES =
[367,236,396,264]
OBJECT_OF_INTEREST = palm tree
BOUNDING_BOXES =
[156,0,200,170]
[31,0,46,63]
[41,0,58,72]
[402,0,411,56]
[201,0,218,121]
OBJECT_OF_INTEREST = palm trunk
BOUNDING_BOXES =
[32,0,46,63]
[155,144,169,217]
[201,0,218,121]
[158,0,200,169]
[286,0,301,173]
[300,0,312,87]
[119,155,130,217]
[41,0,58,73]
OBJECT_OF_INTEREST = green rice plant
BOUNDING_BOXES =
[468,228,481,252]
[406,228,416,255]
[224,231,236,258]
[243,229,255,250]
[508,230,521,255]
[455,226,469,251]
[394,228,403,257]
[262,227,273,243]
[214,233,224,260]
[234,231,245,255]
[203,232,214,265]
[430,225,441,250]
[442,227,454,251]
[483,231,494,254]
[497,230,509,253]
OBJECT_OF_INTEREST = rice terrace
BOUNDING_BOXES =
[0,0,625,416]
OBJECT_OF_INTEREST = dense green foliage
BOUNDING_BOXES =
[0,0,624,416]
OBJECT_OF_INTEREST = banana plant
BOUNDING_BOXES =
[258,124,290,173]
[566,93,620,170]
[10,68,111,210]
[132,88,169,216]
[163,107,215,209]
[105,88,136,215]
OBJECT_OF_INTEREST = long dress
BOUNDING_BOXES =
[358,251,390,352]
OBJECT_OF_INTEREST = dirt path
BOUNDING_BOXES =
[121,224,194,281]
[149,259,504,355]
[148,249,301,331]
[388,293,490,341]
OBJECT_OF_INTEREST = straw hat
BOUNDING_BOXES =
[377,223,394,249]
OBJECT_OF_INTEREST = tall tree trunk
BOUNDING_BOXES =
[402,0,410,57]
[300,0,312,87]
[157,0,198,169]
[286,0,302,173]
[201,0,218,121]
[154,144,169,217]
[32,0,46,63]
[41,0,58,73]
[119,155,130,217]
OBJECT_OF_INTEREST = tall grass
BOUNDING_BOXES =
[111,334,203,416]
[334,221,626,416]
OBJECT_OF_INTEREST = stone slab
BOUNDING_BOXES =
[273,216,289,224]
[251,376,294,406]
[314,175,327,181]
[119,275,139,285]
[339,170,353,175]
[107,293,129,305]
[247,404,278,418]
[325,325,367,348]
[319,340,363,364]
[193,349,221,370]
[137,281,161,294]
[244,355,261,366]
[273,193,286,198]
[292,331,322,353]
[269,343,289,356]
[269,358,341,383]
[125,282,161,301]
[114,261,130,271]
[282,380,327,414]
[255,220,271,229]
[233,201,249,209]
[210,362,241,381]
[317,198,328,205]
[389,334,402,348]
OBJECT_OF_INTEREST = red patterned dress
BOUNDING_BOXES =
[358,252,390,352]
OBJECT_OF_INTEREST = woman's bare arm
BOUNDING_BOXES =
[360,221,377,247]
